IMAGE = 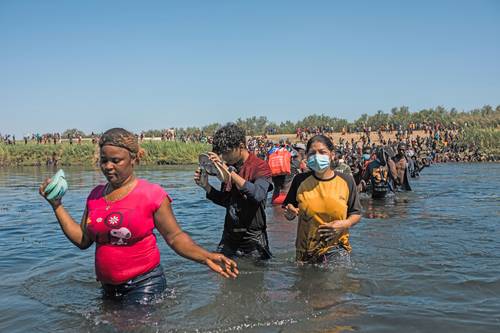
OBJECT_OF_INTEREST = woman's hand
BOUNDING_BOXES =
[39,179,93,249]
[317,220,350,242]
[205,253,239,279]
[39,178,62,209]
[283,203,299,220]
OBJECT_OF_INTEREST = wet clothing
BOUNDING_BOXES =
[283,171,361,262]
[102,264,166,304]
[206,153,273,259]
[312,245,351,265]
[217,232,272,260]
[392,155,412,191]
[86,179,171,285]
[408,158,417,177]
[365,160,393,199]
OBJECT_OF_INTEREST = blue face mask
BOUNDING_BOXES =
[307,154,331,172]
[363,154,371,161]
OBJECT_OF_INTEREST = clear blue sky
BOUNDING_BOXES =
[1,0,499,137]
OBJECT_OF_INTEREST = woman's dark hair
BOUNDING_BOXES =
[306,135,335,153]
[99,128,145,161]
[212,123,246,154]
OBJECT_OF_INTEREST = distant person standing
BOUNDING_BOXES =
[392,142,412,191]
[292,143,308,172]
[268,139,292,205]
[362,147,398,199]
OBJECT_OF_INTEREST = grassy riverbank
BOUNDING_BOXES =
[1,128,498,166]
[0,141,211,167]
[461,127,500,153]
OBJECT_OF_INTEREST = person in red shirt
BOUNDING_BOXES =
[39,128,238,304]
[194,123,273,260]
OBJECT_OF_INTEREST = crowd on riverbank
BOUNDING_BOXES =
[253,123,497,208]
[0,120,481,145]
[249,123,498,165]
[0,130,210,145]
[0,132,95,145]
[1,121,498,167]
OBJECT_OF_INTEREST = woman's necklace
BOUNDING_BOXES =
[103,179,136,210]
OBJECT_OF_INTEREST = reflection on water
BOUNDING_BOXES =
[0,164,499,332]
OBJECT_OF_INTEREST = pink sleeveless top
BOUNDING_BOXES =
[86,179,171,285]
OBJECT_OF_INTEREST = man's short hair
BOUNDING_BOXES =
[212,123,246,154]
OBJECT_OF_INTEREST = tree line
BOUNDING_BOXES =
[58,105,500,138]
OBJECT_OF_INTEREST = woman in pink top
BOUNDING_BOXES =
[39,128,238,304]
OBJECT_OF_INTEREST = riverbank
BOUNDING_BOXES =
[1,128,498,166]
[0,141,211,167]
[264,128,500,160]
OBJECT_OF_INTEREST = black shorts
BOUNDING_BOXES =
[218,232,272,260]
[101,264,166,304]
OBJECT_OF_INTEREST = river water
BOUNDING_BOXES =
[0,164,499,333]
